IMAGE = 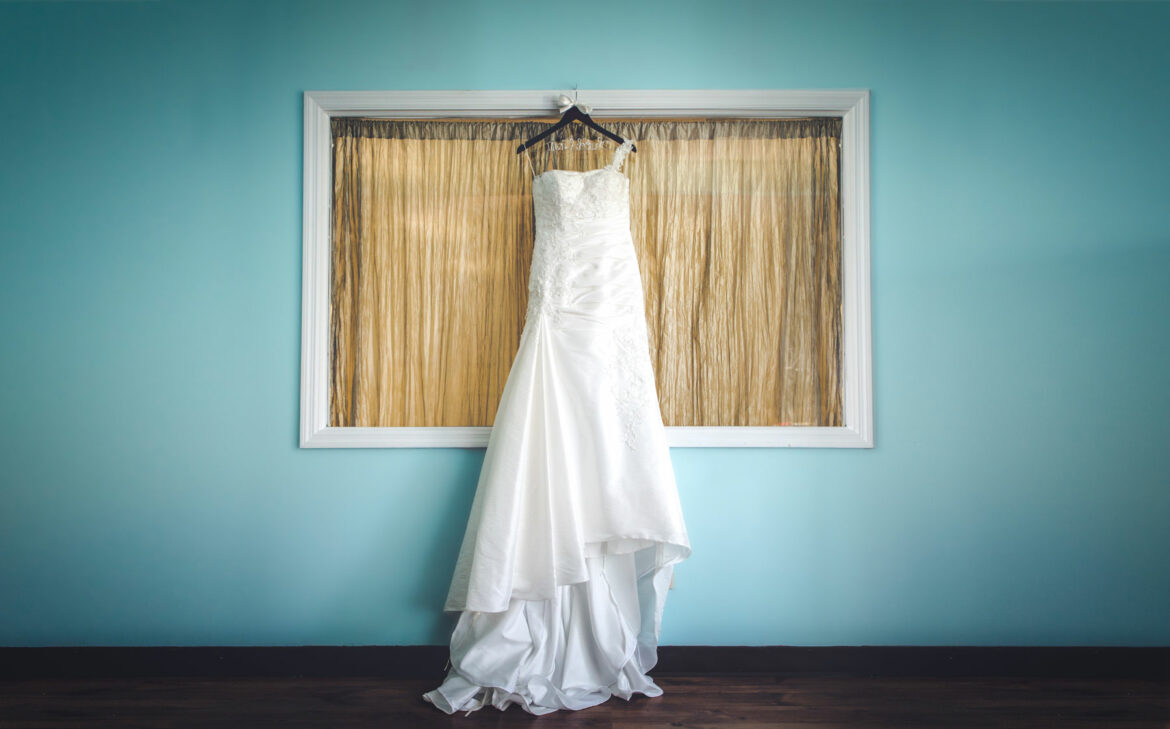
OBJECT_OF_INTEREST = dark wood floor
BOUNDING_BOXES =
[1,675,1166,728]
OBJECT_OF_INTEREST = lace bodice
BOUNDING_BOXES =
[524,138,637,330]
[529,137,635,237]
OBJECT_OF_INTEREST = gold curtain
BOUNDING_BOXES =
[330,117,842,428]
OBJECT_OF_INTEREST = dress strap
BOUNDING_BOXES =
[608,137,636,172]
[521,143,537,180]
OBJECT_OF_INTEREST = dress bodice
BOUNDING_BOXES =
[528,138,635,240]
[524,139,638,331]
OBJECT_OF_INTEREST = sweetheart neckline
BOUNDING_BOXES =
[527,137,635,185]
[533,167,628,184]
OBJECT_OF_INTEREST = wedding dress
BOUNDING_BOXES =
[423,137,691,715]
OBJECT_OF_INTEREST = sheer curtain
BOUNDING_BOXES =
[329,117,842,428]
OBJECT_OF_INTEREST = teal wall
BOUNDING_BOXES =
[1,0,1167,648]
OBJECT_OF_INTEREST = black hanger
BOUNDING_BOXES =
[516,95,636,154]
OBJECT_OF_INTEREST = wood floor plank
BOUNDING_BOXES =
[0,676,1166,728]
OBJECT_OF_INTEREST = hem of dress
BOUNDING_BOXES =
[421,665,664,716]
[425,546,679,715]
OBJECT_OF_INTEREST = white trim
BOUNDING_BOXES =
[300,90,873,448]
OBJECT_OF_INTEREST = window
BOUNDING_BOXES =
[301,90,872,448]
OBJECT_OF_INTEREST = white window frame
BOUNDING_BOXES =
[301,89,872,448]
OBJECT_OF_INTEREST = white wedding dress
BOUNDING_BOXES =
[423,138,691,716]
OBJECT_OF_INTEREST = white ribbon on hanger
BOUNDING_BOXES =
[556,93,592,115]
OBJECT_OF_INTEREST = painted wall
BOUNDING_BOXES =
[1,0,1167,648]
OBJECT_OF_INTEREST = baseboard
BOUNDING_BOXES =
[1,646,1166,680]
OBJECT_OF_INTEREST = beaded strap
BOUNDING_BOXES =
[608,137,636,172]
